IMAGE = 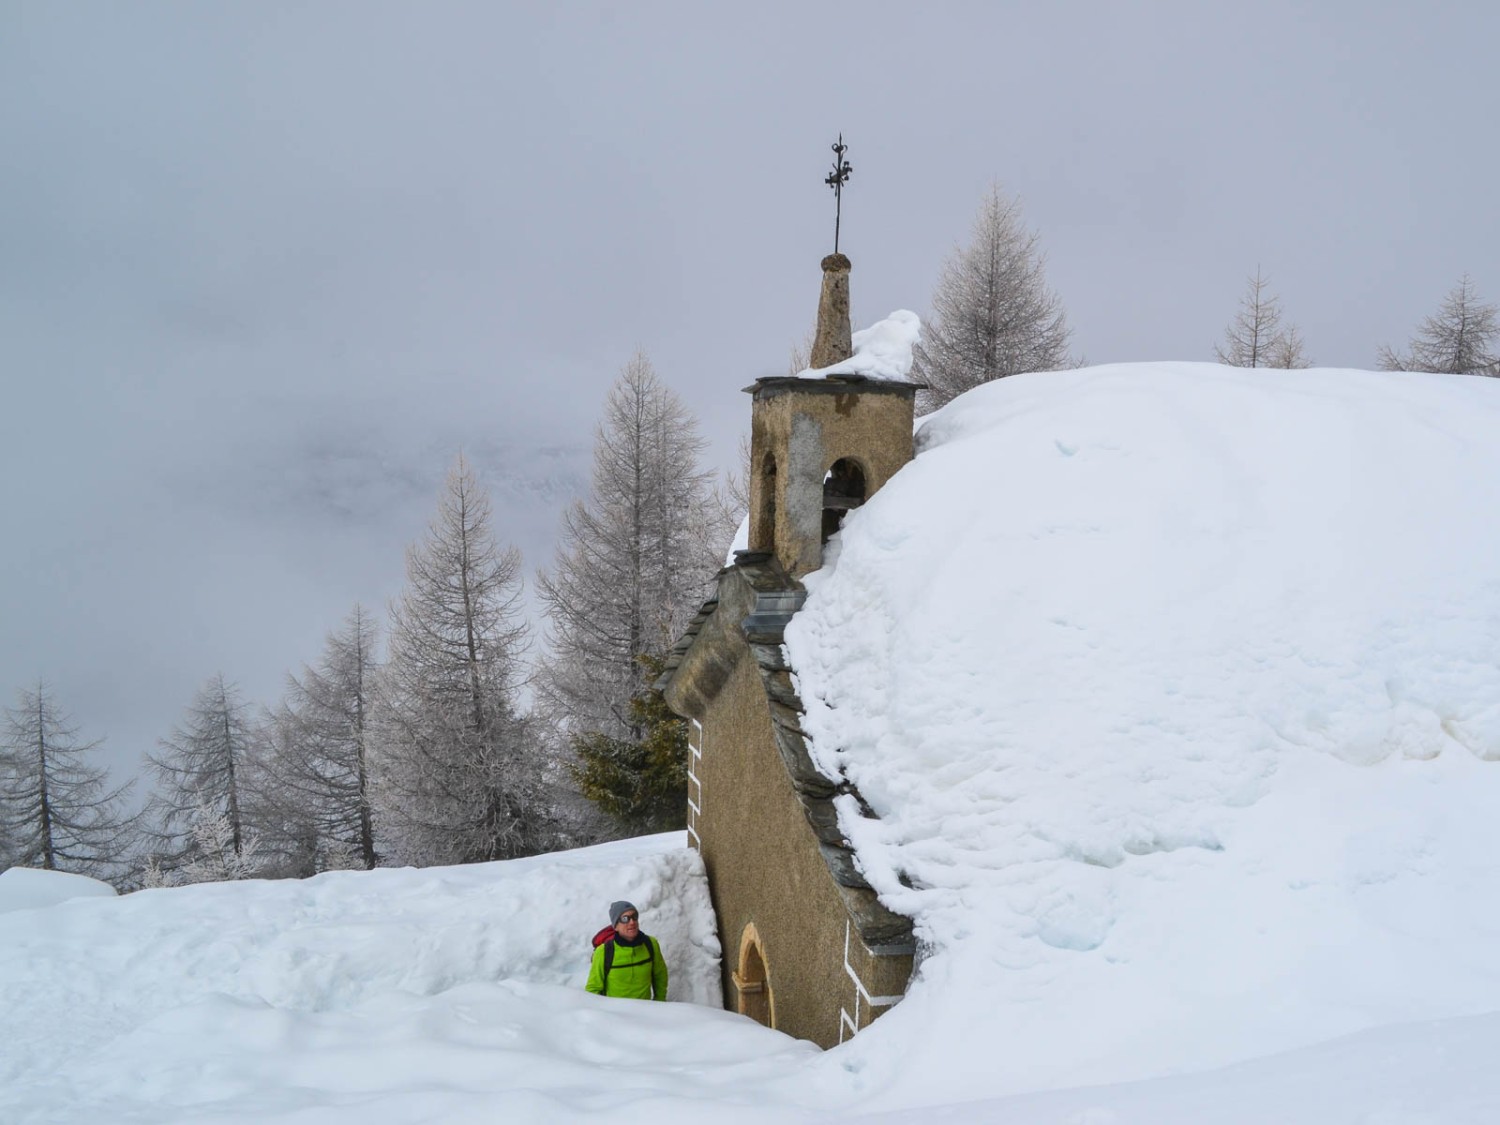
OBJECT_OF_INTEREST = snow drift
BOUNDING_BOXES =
[0,836,754,1123]
[0,866,116,914]
[787,361,1500,1103]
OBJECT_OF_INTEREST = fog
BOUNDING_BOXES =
[2,1,1495,778]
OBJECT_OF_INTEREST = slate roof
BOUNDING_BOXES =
[659,550,915,955]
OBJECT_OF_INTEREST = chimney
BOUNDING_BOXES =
[808,253,853,369]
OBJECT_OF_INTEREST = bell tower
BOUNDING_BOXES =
[656,139,920,1049]
[745,255,918,580]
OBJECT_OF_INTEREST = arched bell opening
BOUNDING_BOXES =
[732,922,774,1028]
[822,457,868,545]
[753,452,778,553]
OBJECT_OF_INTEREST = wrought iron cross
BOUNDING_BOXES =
[824,134,853,254]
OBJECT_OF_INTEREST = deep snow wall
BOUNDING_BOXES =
[786,364,1500,1102]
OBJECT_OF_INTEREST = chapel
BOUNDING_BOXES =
[657,254,917,1047]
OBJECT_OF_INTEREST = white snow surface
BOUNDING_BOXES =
[800,309,921,382]
[725,511,750,565]
[7,362,1500,1123]
[0,866,117,913]
[786,361,1500,1105]
[1,835,777,1124]
[4,830,1499,1122]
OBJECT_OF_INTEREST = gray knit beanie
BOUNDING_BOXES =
[609,900,637,926]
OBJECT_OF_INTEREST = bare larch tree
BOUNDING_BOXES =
[255,604,380,873]
[143,674,255,870]
[372,455,546,865]
[0,682,136,880]
[913,185,1072,412]
[1215,268,1311,369]
[535,351,728,745]
[1378,275,1498,375]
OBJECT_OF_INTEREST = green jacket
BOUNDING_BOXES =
[585,934,668,1000]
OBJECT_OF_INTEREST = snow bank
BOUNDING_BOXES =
[5,828,1496,1123]
[851,1010,1500,1124]
[0,866,117,914]
[0,834,754,1124]
[786,362,1500,1103]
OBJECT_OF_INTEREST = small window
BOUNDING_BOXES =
[822,457,867,545]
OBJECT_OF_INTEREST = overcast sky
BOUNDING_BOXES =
[3,1,1497,782]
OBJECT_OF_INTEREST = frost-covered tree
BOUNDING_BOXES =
[143,674,254,868]
[372,455,547,865]
[1215,268,1311,369]
[1378,275,1498,375]
[256,605,380,873]
[913,185,1071,412]
[536,352,728,744]
[139,801,262,887]
[0,683,136,879]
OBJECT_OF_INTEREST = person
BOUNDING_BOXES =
[585,900,668,1001]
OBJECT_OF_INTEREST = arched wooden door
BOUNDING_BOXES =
[732,923,774,1028]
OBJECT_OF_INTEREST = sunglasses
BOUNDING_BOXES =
[618,913,639,924]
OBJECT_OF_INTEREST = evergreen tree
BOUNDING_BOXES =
[143,674,255,869]
[913,185,1071,412]
[536,352,727,743]
[569,656,688,834]
[372,455,547,865]
[0,683,136,880]
[256,606,380,872]
[1378,275,1498,375]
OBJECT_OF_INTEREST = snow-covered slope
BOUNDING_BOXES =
[6,362,1500,1124]
[852,1011,1500,1124]
[0,836,764,1124]
[787,362,1500,1103]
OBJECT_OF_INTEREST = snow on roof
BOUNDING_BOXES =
[784,361,1500,1102]
[797,309,922,382]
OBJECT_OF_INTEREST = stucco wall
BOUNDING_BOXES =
[694,648,902,1047]
[747,379,917,579]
